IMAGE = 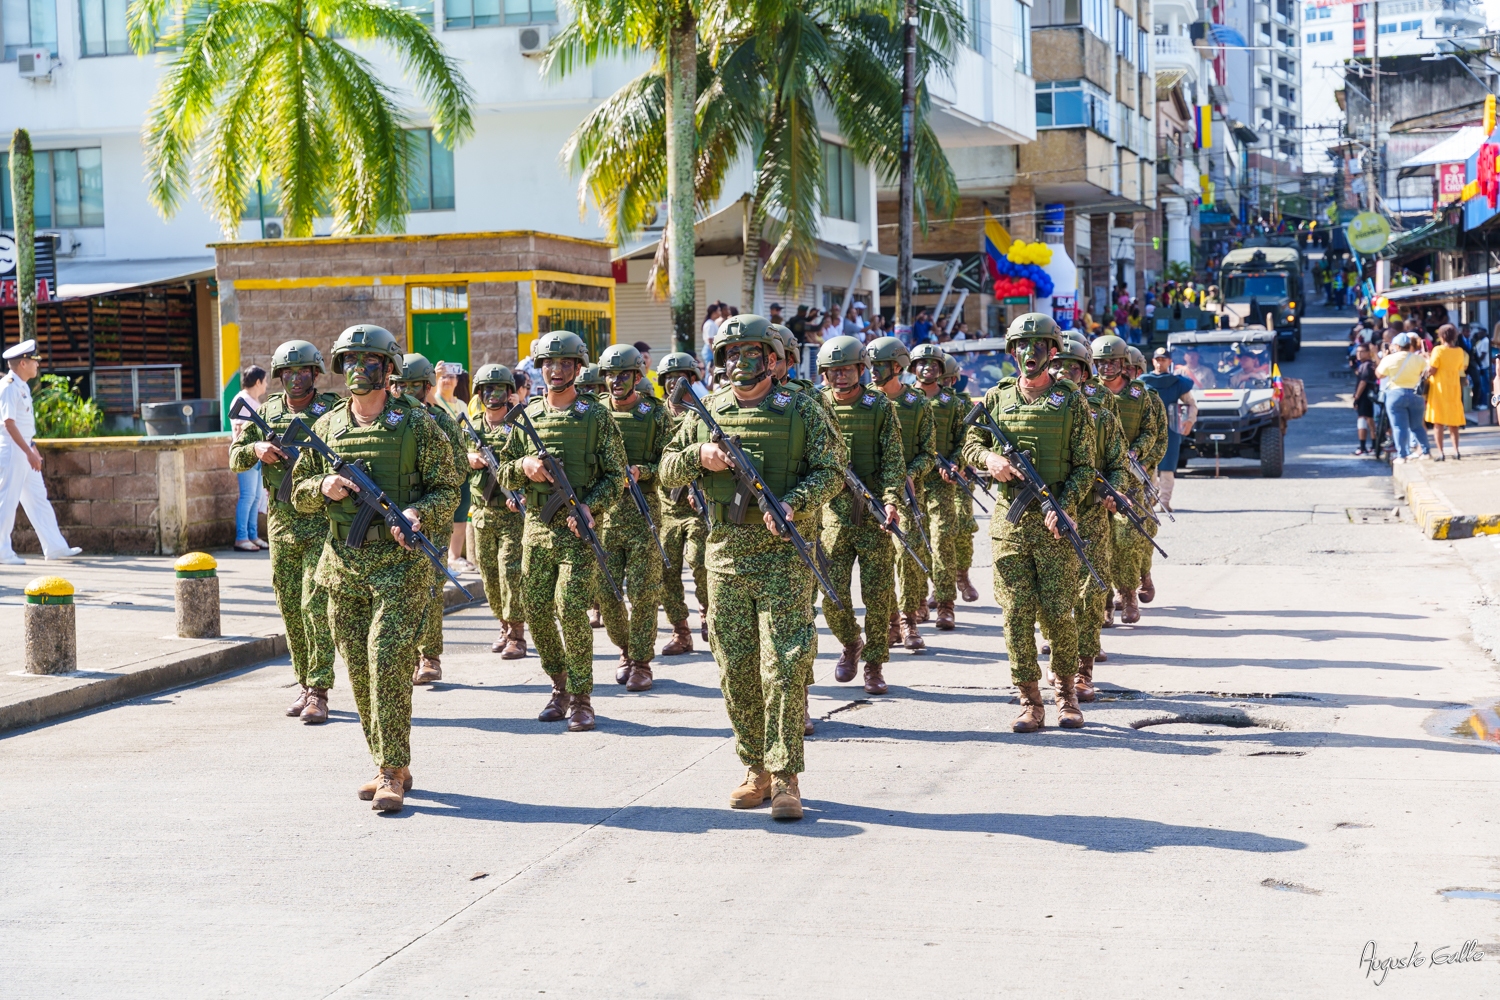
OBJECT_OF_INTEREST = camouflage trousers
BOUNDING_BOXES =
[1140,473,1162,578]
[599,523,664,664]
[820,517,895,663]
[895,482,929,614]
[955,495,979,572]
[270,533,334,690]
[1110,483,1150,593]
[1073,503,1114,659]
[417,526,454,659]
[992,509,1080,684]
[709,562,816,775]
[661,510,708,624]
[328,559,434,768]
[474,505,524,623]
[522,544,597,695]
[922,476,960,602]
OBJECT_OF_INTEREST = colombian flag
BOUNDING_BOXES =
[1194,105,1213,150]
[1271,363,1283,405]
[983,210,1012,280]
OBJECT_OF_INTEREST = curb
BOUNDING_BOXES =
[1392,461,1500,540]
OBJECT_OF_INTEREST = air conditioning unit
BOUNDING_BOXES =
[263,220,283,239]
[518,25,550,56]
[17,48,53,78]
[39,231,79,257]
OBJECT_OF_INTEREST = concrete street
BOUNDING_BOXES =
[4,305,1499,998]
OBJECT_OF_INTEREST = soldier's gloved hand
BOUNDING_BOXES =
[762,503,794,537]
[984,450,1020,482]
[467,451,487,470]
[321,474,360,501]
[1043,507,1073,541]
[521,456,554,483]
[699,442,734,472]
[252,440,287,464]
[392,508,422,549]
[567,503,594,538]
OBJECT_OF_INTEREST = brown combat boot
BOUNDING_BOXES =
[935,600,956,631]
[900,613,926,652]
[1075,657,1097,702]
[371,767,407,812]
[1095,650,1108,662]
[358,766,413,801]
[863,661,888,695]
[501,622,528,659]
[589,607,603,628]
[700,607,709,642]
[888,613,902,649]
[957,568,979,603]
[834,637,865,683]
[1012,681,1046,732]
[770,773,803,821]
[567,693,596,731]
[286,685,310,717]
[915,600,931,624]
[413,655,441,685]
[300,688,329,724]
[661,620,694,656]
[926,593,938,610]
[615,652,632,685]
[625,660,654,692]
[803,687,815,736]
[1101,602,1117,629]
[1120,588,1141,624]
[1054,674,1085,728]
[538,675,570,722]
[490,623,510,654]
[730,767,772,808]
[1138,573,1156,604]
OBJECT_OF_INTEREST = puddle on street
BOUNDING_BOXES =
[1447,705,1500,745]
[1440,889,1500,902]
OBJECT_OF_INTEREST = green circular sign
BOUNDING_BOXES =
[1348,212,1391,255]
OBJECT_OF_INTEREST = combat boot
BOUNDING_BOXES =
[567,693,596,732]
[863,661,888,696]
[626,660,654,692]
[730,767,772,808]
[935,601,956,631]
[1012,681,1046,732]
[1120,588,1141,624]
[915,600,931,624]
[286,685,310,717]
[490,623,510,654]
[413,655,441,685]
[770,773,803,821]
[1075,657,1097,702]
[1138,573,1156,604]
[926,593,938,610]
[700,607,709,642]
[900,613,926,651]
[538,675,570,722]
[661,621,694,656]
[589,607,603,628]
[834,637,865,683]
[1095,650,1108,662]
[1101,602,1116,629]
[888,613,902,649]
[371,767,407,812]
[803,687,815,736]
[300,688,329,724]
[501,622,528,660]
[615,652,632,685]
[957,568,979,603]
[358,766,413,801]
[1054,674,1085,728]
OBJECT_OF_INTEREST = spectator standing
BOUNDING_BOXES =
[1424,324,1469,460]
[787,305,808,346]
[229,364,271,551]
[1351,343,1377,455]
[911,309,933,346]
[1375,333,1430,463]
[1472,323,1492,420]
[0,340,83,565]
[1141,348,1198,509]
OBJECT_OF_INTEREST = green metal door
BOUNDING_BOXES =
[410,311,469,369]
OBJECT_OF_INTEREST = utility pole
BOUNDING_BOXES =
[1365,0,1380,214]
[896,0,917,327]
[10,129,35,344]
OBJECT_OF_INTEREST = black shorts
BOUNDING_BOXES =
[1355,396,1375,418]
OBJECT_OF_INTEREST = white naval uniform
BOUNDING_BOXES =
[0,371,72,559]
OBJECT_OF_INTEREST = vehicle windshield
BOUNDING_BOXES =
[948,348,1019,395]
[1222,273,1288,301]
[1171,343,1273,390]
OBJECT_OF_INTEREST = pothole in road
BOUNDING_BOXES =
[823,699,873,719]
[1262,878,1322,895]
[1346,506,1404,524]
[1425,702,1500,747]
[1131,712,1289,732]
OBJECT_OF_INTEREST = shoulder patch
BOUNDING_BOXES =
[1046,392,1066,408]
[767,390,793,413]
[903,392,919,405]
[859,392,878,408]
[384,410,404,427]
[636,400,652,415]
[939,392,952,403]
[1129,385,1143,398]
[1083,385,1096,396]
[574,400,591,415]
[309,401,328,415]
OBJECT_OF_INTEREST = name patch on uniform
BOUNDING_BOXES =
[636,401,652,415]
[1129,385,1143,398]
[384,410,404,427]
[574,400,591,415]
[1046,392,1066,407]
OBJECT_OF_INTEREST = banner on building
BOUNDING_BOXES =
[0,234,58,305]
[1436,163,1466,205]
[1194,105,1213,149]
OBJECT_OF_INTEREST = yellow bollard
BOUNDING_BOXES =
[25,576,77,674]
[174,552,221,639]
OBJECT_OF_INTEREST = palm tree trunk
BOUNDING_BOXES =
[10,129,36,343]
[895,0,917,326]
[741,194,762,315]
[664,10,697,355]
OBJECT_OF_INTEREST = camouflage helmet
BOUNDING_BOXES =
[1126,345,1147,370]
[532,331,589,363]
[909,343,949,370]
[575,363,606,389]
[816,335,866,371]
[1006,312,1063,349]
[1056,335,1093,366]
[656,351,699,378]
[473,363,516,391]
[865,336,911,369]
[270,339,327,379]
[1090,334,1131,362]
[397,353,436,386]
[712,313,777,367]
[769,323,800,363]
[598,343,646,375]
[331,324,403,375]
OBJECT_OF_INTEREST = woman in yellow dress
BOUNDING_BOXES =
[1424,324,1469,460]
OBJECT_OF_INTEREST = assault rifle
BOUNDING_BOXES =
[229,397,301,504]
[668,481,714,533]
[1094,474,1168,558]
[282,417,473,601]
[902,477,932,552]
[456,411,525,515]
[934,453,989,514]
[502,404,623,601]
[961,402,1107,591]
[843,469,930,576]
[669,380,843,609]
[1126,453,1175,522]
[627,468,672,566]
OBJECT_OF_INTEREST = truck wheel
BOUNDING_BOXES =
[1259,425,1284,478]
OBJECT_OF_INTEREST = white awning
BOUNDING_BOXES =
[1383,269,1500,302]
[1398,127,1485,169]
[55,256,216,300]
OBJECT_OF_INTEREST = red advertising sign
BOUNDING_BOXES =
[1437,162,1466,205]
[0,278,52,307]
[1481,144,1500,209]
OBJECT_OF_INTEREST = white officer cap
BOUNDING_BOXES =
[3,339,38,361]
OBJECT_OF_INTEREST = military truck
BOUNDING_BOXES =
[1218,246,1304,361]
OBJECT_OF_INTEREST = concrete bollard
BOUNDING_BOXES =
[174,552,221,639]
[25,576,77,674]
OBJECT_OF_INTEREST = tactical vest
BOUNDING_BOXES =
[987,381,1074,497]
[927,388,962,458]
[258,391,337,500]
[1112,379,1149,442]
[892,389,927,465]
[824,386,886,484]
[324,398,423,544]
[522,396,602,512]
[695,386,808,521]
[608,393,661,466]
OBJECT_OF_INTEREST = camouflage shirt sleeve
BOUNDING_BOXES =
[1059,391,1096,512]
[407,408,463,528]
[1138,391,1170,469]
[290,414,336,515]
[959,387,1003,470]
[781,391,846,515]
[876,396,906,510]
[1098,409,1132,493]
[581,400,628,513]
[228,413,265,474]
[658,411,706,489]
[907,400,936,481]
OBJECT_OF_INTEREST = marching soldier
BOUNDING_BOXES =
[576,361,608,629]
[394,354,467,686]
[866,336,935,651]
[659,315,843,821]
[909,344,963,630]
[290,325,463,812]
[943,353,981,605]
[961,314,1095,732]
[596,343,673,691]
[229,340,339,723]
[466,363,529,659]
[496,331,628,731]
[1131,347,1175,604]
[656,352,710,653]
[818,336,904,696]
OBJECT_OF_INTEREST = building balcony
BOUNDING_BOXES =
[1154,35,1201,79]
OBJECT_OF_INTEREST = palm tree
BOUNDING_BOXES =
[128,0,474,237]
[544,0,701,355]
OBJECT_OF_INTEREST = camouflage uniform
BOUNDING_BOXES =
[951,386,980,574]
[468,415,525,624]
[416,399,466,661]
[890,388,936,614]
[1073,380,1131,659]
[660,409,709,626]
[1136,386,1170,580]
[1108,380,1167,595]
[919,385,964,605]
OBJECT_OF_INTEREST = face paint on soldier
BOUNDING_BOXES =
[1096,357,1125,385]
[826,363,862,399]
[724,343,769,388]
[540,358,579,392]
[913,359,943,385]
[480,385,509,411]
[607,370,638,402]
[870,360,899,386]
[1015,339,1055,379]
[281,365,317,405]
[343,352,388,396]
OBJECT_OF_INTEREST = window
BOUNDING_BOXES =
[240,179,280,221]
[1399,18,1420,30]
[1013,0,1031,73]
[1138,28,1148,72]
[821,140,857,222]
[78,0,128,55]
[3,0,57,60]
[395,0,432,27]
[1035,79,1112,136]
[1319,5,1330,16]
[446,0,555,29]
[1353,26,1364,38]
[1305,31,1315,41]
[0,147,103,228]
[1319,29,1332,40]
[1352,4,1365,18]
[1083,0,1107,39]
[967,0,984,50]
[1376,21,1395,33]
[406,128,455,212]
[1116,9,1133,58]
[1304,2,1315,14]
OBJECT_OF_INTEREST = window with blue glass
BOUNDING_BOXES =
[3,0,58,59]
[1,148,103,228]
[1036,80,1111,137]
[406,129,455,212]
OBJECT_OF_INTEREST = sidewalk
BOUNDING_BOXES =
[1391,418,1500,538]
